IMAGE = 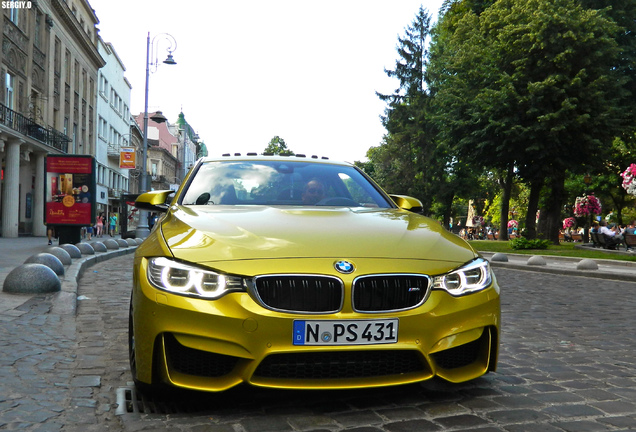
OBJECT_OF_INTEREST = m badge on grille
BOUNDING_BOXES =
[334,260,355,274]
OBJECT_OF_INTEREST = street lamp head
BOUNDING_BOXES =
[163,52,177,65]
[150,111,168,124]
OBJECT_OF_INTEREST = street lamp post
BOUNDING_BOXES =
[583,173,593,243]
[136,32,177,239]
[180,127,187,182]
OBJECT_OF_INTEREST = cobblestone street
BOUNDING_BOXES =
[2,254,636,431]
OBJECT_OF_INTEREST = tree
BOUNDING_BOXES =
[370,7,447,215]
[428,0,629,243]
[264,136,294,156]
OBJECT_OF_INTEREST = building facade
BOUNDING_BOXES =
[134,111,178,192]
[95,38,131,227]
[0,0,104,237]
[173,111,207,182]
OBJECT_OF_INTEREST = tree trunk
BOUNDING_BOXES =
[524,179,543,239]
[537,172,566,245]
[498,164,514,241]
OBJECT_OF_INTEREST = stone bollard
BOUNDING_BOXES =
[46,246,73,265]
[75,243,95,255]
[115,238,129,248]
[90,241,108,252]
[24,253,65,276]
[59,243,82,259]
[103,239,120,250]
[3,264,61,293]
[527,255,547,266]
[490,253,508,262]
[577,259,599,270]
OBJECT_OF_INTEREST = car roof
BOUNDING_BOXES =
[199,153,353,167]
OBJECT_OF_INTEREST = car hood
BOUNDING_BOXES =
[158,205,476,264]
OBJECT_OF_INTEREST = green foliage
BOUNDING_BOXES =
[370,7,442,214]
[367,0,636,233]
[509,237,551,250]
[428,0,629,241]
[264,136,294,156]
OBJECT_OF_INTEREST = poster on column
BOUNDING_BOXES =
[44,155,96,226]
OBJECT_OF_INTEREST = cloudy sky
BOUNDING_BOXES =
[88,0,445,162]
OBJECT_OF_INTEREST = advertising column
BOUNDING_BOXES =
[45,155,96,245]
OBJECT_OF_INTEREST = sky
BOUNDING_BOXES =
[88,0,445,163]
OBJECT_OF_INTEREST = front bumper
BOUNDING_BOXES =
[131,257,500,392]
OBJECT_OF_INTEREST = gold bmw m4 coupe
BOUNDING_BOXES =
[130,154,500,394]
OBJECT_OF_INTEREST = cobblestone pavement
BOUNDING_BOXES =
[1,255,636,431]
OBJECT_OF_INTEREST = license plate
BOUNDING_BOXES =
[293,319,398,346]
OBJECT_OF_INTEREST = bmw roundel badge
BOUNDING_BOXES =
[334,260,355,274]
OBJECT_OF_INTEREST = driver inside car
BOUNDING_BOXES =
[302,179,326,205]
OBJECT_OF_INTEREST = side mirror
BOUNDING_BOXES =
[135,190,174,212]
[389,194,424,213]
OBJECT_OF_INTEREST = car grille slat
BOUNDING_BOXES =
[254,276,343,313]
[254,350,426,379]
[353,275,430,312]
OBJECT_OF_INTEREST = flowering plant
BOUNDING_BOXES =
[472,216,484,226]
[621,164,636,196]
[562,217,576,229]
[573,194,602,217]
[508,219,518,228]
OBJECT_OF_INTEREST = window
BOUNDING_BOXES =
[9,8,19,26]
[34,11,42,49]
[5,73,15,109]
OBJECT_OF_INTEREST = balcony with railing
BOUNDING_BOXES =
[107,143,120,158]
[0,103,72,153]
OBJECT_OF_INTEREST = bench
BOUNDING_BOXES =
[591,231,622,250]
[625,233,636,251]
[590,232,603,248]
[571,233,583,242]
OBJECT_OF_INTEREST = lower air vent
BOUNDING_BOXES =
[254,350,425,379]
[164,333,239,377]
[431,335,482,369]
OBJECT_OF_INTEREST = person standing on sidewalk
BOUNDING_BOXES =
[109,213,117,237]
[95,214,104,237]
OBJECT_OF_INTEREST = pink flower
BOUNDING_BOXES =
[621,164,636,196]
[573,194,602,217]
[563,217,576,229]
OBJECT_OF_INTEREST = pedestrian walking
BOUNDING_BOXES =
[95,214,104,237]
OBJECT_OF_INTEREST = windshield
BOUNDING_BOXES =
[180,160,392,208]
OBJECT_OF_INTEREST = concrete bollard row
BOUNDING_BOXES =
[2,239,142,294]
[488,253,600,273]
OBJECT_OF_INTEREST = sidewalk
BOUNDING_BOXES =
[0,234,136,315]
[480,251,636,282]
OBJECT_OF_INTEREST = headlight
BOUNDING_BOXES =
[147,257,246,299]
[432,258,492,296]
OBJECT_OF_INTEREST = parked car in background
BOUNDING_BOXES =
[130,154,500,394]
